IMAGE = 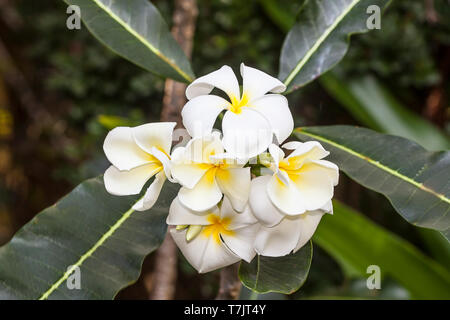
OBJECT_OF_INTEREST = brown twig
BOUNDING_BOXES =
[425,0,438,24]
[424,46,450,126]
[150,0,198,300]
[0,0,23,30]
[216,263,242,300]
[160,0,198,125]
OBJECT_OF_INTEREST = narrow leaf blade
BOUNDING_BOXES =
[279,0,391,92]
[0,176,178,299]
[315,201,450,299]
[320,74,450,151]
[64,0,195,82]
[294,126,450,239]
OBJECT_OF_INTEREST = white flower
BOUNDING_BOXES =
[247,140,338,256]
[167,196,259,273]
[103,122,176,211]
[171,132,251,212]
[251,142,338,219]
[182,63,294,158]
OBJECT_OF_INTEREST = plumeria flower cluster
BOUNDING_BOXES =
[103,64,339,273]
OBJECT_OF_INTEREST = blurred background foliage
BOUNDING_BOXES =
[0,0,448,299]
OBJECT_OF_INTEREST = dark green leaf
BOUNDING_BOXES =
[0,176,178,299]
[320,74,450,151]
[64,0,195,82]
[239,241,312,294]
[295,126,450,239]
[279,0,391,92]
[315,201,450,299]
[258,0,297,34]
[418,228,450,267]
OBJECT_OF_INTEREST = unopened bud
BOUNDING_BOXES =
[186,225,203,241]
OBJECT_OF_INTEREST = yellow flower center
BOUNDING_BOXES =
[202,214,234,244]
[146,153,164,174]
[198,158,232,185]
[279,157,302,174]
[228,93,249,114]
[275,156,304,185]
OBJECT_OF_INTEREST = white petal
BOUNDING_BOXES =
[283,141,329,162]
[268,143,285,167]
[268,160,337,214]
[170,146,186,162]
[132,172,166,211]
[186,65,240,100]
[103,127,150,171]
[166,196,216,226]
[221,224,259,263]
[184,134,224,164]
[171,162,209,189]
[281,141,302,150]
[132,122,176,156]
[220,197,258,229]
[178,169,222,212]
[182,95,228,138]
[293,210,324,253]
[249,176,285,227]
[103,163,161,196]
[321,200,334,215]
[171,135,224,189]
[312,159,339,186]
[170,228,240,273]
[268,144,290,186]
[290,162,336,211]
[209,152,248,168]
[215,167,251,212]
[222,108,272,159]
[250,95,293,144]
[240,63,286,101]
[267,174,307,215]
[150,146,172,181]
[254,216,302,257]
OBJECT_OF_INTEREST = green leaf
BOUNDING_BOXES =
[97,114,137,129]
[315,201,450,299]
[238,241,312,294]
[279,0,391,92]
[418,228,450,268]
[64,0,195,82]
[0,176,178,299]
[258,0,297,34]
[294,126,450,239]
[320,74,450,151]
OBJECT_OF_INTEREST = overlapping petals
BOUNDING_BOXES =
[171,133,251,212]
[182,63,294,158]
[262,142,339,215]
[248,140,338,256]
[167,196,259,273]
[254,202,332,257]
[102,64,339,274]
[103,122,176,211]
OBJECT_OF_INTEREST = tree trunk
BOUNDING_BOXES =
[150,0,198,300]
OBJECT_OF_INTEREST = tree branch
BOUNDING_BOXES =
[150,0,198,300]
[160,0,198,125]
[216,263,242,300]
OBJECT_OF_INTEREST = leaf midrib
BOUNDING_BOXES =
[91,0,193,83]
[283,0,360,87]
[38,197,142,300]
[296,128,450,205]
